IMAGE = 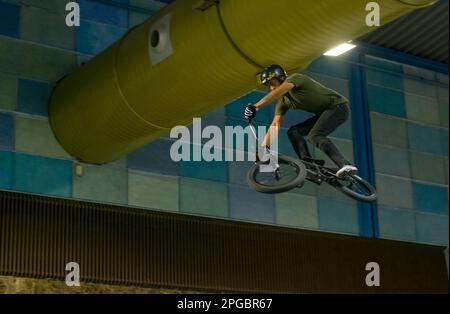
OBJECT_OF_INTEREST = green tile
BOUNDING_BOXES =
[0,37,77,82]
[275,193,318,230]
[15,116,71,159]
[403,78,437,98]
[0,74,16,111]
[437,86,449,101]
[405,93,440,126]
[402,65,436,81]
[373,145,411,178]
[21,6,75,49]
[371,113,408,149]
[19,0,68,14]
[291,180,318,197]
[180,177,228,218]
[410,152,446,184]
[439,99,449,128]
[376,174,413,210]
[128,172,179,212]
[73,164,127,204]
[378,207,416,242]
[129,11,150,28]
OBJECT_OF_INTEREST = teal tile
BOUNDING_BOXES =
[128,172,179,212]
[376,174,413,210]
[378,207,416,242]
[73,164,127,205]
[371,113,408,149]
[439,99,449,128]
[366,55,403,74]
[413,182,448,215]
[415,213,449,246]
[373,145,410,178]
[0,150,13,189]
[275,193,319,230]
[445,158,449,185]
[0,74,17,111]
[130,0,165,10]
[0,113,15,151]
[13,153,72,197]
[408,123,447,156]
[17,79,53,116]
[180,178,228,218]
[180,144,228,183]
[366,69,404,91]
[367,84,406,118]
[404,93,440,126]
[20,6,75,49]
[410,152,446,184]
[15,116,71,159]
[0,2,20,38]
[318,197,359,235]
[226,90,273,125]
[403,78,437,98]
[0,37,77,82]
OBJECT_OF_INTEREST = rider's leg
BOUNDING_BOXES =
[287,115,318,160]
[308,103,355,174]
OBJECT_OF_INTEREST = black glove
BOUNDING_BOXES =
[244,104,257,121]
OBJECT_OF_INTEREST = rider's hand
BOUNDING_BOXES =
[244,104,257,121]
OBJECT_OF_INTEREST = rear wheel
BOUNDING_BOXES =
[247,155,307,194]
[334,174,377,202]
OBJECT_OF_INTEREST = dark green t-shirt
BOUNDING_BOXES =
[275,73,348,116]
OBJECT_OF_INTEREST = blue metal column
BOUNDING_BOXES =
[349,51,379,238]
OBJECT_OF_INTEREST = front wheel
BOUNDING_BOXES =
[247,155,307,194]
[334,174,377,202]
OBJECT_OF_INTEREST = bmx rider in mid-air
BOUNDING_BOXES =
[244,64,357,179]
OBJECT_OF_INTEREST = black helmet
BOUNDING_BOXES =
[260,65,287,85]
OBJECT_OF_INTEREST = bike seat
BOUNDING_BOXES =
[302,157,326,167]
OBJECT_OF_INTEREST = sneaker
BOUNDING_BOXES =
[336,165,358,178]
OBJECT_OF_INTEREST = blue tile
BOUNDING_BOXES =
[229,185,275,224]
[228,152,254,186]
[0,150,13,189]
[127,138,179,176]
[0,113,14,151]
[17,79,53,116]
[180,145,228,183]
[13,153,72,197]
[408,123,447,156]
[367,84,406,118]
[415,213,449,246]
[0,2,20,38]
[78,0,129,27]
[76,19,127,55]
[318,197,359,235]
[224,117,263,153]
[308,57,350,80]
[413,182,448,215]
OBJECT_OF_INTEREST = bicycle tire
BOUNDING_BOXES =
[247,155,307,194]
[335,174,377,202]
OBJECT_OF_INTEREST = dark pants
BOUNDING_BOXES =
[287,103,350,168]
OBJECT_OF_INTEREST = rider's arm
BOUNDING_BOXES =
[262,115,284,147]
[255,82,295,110]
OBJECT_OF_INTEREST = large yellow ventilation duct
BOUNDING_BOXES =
[49,0,435,164]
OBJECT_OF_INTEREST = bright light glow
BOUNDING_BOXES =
[324,43,357,56]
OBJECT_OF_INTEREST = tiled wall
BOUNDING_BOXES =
[0,0,448,245]
[365,55,449,246]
